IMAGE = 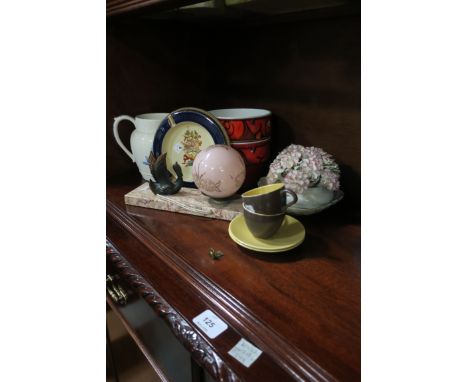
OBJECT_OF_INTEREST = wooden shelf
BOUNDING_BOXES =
[106,172,360,381]
[106,1,360,378]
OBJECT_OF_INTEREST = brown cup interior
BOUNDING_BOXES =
[242,183,287,214]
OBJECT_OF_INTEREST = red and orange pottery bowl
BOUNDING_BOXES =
[231,137,271,189]
[210,108,272,141]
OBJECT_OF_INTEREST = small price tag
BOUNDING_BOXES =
[192,309,228,339]
[228,338,262,368]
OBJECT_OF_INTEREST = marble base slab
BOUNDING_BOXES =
[124,183,243,221]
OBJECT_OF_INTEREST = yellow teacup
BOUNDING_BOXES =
[242,183,297,215]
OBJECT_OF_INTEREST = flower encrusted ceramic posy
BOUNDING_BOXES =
[266,144,340,195]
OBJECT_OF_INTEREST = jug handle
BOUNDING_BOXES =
[113,115,136,162]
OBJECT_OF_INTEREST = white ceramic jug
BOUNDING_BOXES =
[113,113,167,181]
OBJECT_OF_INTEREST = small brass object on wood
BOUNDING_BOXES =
[148,151,183,195]
[209,248,224,260]
[106,275,128,305]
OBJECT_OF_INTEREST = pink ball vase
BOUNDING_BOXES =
[192,145,246,199]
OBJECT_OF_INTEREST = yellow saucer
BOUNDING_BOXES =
[228,214,306,253]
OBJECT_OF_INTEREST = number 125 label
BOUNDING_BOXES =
[192,309,228,339]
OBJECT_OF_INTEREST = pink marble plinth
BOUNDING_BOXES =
[124,183,243,221]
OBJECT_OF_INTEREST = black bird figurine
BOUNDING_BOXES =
[148,152,183,195]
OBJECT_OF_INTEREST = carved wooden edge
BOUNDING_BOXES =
[106,239,242,382]
[107,199,335,382]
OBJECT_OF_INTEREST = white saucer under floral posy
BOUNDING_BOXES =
[228,214,305,253]
[258,177,343,216]
[287,190,344,216]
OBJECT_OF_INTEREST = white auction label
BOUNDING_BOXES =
[228,338,262,368]
[192,309,228,339]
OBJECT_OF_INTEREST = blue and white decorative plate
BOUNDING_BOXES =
[153,108,229,187]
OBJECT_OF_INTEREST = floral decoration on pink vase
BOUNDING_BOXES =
[192,145,246,199]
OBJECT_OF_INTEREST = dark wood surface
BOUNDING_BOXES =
[106,172,360,381]
[107,239,243,382]
[204,15,361,220]
[107,14,360,219]
[107,4,360,380]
